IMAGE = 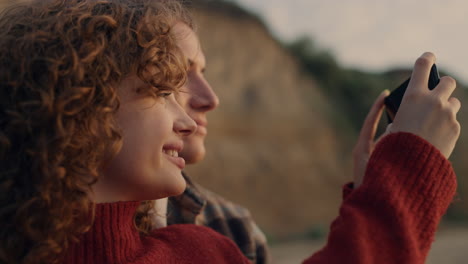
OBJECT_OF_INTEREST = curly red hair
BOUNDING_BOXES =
[0,0,191,263]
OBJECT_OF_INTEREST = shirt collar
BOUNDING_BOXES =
[167,172,207,222]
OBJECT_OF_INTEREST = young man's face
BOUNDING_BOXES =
[172,22,219,164]
[94,75,196,202]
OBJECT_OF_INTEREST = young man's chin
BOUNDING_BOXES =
[180,138,206,165]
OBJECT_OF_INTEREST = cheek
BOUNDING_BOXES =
[109,111,172,183]
[124,116,169,162]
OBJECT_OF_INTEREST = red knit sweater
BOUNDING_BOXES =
[64,132,457,264]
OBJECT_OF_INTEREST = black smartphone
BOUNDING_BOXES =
[384,64,440,123]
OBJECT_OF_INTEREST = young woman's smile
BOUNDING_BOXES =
[162,141,185,169]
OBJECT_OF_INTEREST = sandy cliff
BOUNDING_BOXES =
[186,1,351,238]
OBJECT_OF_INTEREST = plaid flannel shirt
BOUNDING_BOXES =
[167,173,271,264]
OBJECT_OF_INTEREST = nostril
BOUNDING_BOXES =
[176,120,197,137]
[180,129,193,136]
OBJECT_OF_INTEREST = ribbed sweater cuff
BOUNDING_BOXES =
[361,132,457,247]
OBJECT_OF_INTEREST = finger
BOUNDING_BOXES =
[359,90,390,143]
[408,52,436,93]
[448,97,461,113]
[434,76,457,101]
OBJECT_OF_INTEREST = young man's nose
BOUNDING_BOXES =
[189,78,219,112]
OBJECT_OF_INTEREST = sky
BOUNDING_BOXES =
[234,0,468,84]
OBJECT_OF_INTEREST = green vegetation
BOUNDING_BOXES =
[286,36,406,133]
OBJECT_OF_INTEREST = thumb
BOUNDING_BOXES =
[359,89,390,145]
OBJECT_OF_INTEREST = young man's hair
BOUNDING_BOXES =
[0,0,191,263]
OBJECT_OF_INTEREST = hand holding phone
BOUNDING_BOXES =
[385,52,460,159]
[384,64,440,123]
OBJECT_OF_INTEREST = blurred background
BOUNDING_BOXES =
[0,0,465,262]
[184,0,468,263]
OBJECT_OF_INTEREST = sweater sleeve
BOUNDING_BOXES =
[303,132,457,264]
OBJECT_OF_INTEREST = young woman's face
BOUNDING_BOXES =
[93,75,196,202]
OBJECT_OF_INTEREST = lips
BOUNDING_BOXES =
[194,119,207,127]
[162,143,185,169]
[196,125,207,136]
[193,118,207,136]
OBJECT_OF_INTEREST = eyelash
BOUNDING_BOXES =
[157,92,172,98]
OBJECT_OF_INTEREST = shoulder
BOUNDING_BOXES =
[189,179,270,262]
[169,173,256,222]
[193,181,268,245]
[155,224,233,245]
[149,224,250,264]
[196,183,253,221]
[169,173,270,262]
